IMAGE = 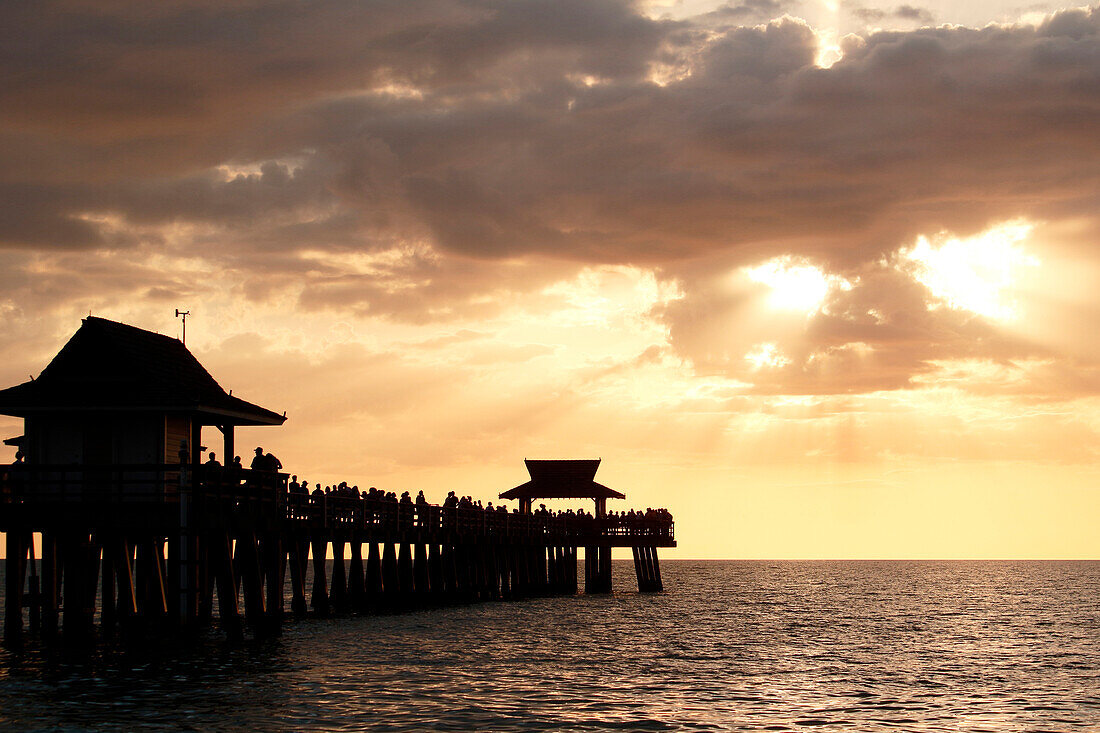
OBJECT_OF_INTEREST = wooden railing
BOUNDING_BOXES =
[0,464,674,544]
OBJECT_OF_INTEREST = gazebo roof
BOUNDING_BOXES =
[0,317,285,426]
[499,459,626,501]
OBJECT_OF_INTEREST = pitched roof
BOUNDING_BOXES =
[498,459,626,500]
[0,317,285,426]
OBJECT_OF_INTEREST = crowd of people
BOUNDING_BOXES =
[199,446,673,528]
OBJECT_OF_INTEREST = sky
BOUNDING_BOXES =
[2,0,1100,558]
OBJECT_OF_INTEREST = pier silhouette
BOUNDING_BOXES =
[0,318,675,644]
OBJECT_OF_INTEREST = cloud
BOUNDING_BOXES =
[2,1,1100,401]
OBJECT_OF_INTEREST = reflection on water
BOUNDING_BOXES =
[1,561,1099,731]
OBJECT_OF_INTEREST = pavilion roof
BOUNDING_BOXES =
[498,459,626,501]
[0,317,285,426]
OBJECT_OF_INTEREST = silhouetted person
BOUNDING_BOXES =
[266,451,282,472]
[204,451,222,487]
[250,447,266,471]
[289,475,300,493]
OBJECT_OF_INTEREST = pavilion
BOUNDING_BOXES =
[498,458,624,516]
[0,316,284,479]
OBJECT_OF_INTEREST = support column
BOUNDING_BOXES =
[100,537,117,631]
[398,542,413,597]
[4,530,28,645]
[62,532,95,641]
[428,543,443,600]
[413,543,429,596]
[115,538,138,628]
[366,542,383,600]
[310,538,330,616]
[263,536,284,634]
[212,534,241,640]
[382,542,398,602]
[348,541,365,611]
[41,531,60,639]
[288,538,308,616]
[239,533,266,626]
[330,539,348,610]
[585,546,611,594]
[642,545,660,589]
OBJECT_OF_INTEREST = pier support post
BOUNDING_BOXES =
[366,542,382,601]
[569,546,578,594]
[585,546,612,594]
[137,538,168,621]
[330,539,348,610]
[382,542,398,603]
[631,546,663,592]
[348,541,365,612]
[288,538,308,616]
[4,530,28,645]
[413,543,429,597]
[264,536,284,634]
[101,537,117,631]
[498,547,511,599]
[40,531,60,639]
[532,547,547,594]
[212,534,241,639]
[310,538,330,616]
[398,542,413,598]
[239,533,266,626]
[62,532,96,642]
[115,538,138,628]
[428,543,443,599]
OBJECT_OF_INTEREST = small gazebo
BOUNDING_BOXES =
[498,459,624,516]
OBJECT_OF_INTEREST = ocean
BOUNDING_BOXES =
[0,560,1098,731]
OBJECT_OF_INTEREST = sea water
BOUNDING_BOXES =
[0,561,1098,731]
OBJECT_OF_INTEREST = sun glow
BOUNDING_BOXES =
[745,342,791,369]
[744,257,848,313]
[899,220,1039,322]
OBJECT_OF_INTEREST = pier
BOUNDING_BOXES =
[0,317,675,645]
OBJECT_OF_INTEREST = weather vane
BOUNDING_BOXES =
[175,309,190,345]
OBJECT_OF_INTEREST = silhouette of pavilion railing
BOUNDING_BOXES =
[1,463,674,645]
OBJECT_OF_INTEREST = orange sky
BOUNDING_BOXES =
[2,1,1100,558]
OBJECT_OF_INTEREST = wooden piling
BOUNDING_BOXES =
[398,542,413,597]
[288,538,308,616]
[366,542,382,601]
[428,542,443,599]
[212,533,241,639]
[413,543,429,596]
[330,539,348,610]
[310,538,330,616]
[4,530,28,645]
[382,542,398,602]
[40,531,60,638]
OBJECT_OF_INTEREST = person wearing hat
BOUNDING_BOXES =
[250,446,266,471]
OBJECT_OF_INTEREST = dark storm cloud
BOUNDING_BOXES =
[3,2,1100,393]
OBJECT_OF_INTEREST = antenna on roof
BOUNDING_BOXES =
[175,309,190,345]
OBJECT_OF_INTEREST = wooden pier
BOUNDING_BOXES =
[0,317,675,646]
[1,468,674,644]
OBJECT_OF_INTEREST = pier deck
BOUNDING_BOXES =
[1,465,674,645]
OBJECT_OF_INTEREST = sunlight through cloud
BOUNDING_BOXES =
[744,257,848,313]
[899,220,1040,322]
[745,342,791,370]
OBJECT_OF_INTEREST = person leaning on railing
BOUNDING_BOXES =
[1,450,23,500]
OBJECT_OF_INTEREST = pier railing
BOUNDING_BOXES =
[0,464,673,546]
